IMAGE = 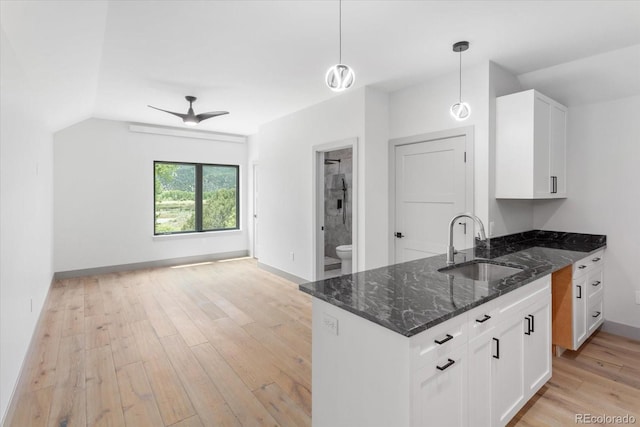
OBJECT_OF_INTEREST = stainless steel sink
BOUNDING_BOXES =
[438,261,523,282]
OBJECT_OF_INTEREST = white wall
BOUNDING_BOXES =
[254,88,365,280]
[389,63,491,226]
[0,28,54,421]
[534,96,640,329]
[54,118,248,272]
[363,88,390,269]
[488,62,533,236]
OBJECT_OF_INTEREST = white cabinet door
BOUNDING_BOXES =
[496,89,567,199]
[573,276,587,349]
[523,296,552,397]
[491,312,525,427]
[549,104,567,197]
[412,345,467,427]
[467,333,494,427]
[533,96,552,198]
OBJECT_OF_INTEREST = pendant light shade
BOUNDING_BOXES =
[450,41,471,121]
[326,0,355,91]
[450,101,471,121]
[326,64,355,92]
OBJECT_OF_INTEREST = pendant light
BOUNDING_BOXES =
[325,0,355,92]
[450,41,471,121]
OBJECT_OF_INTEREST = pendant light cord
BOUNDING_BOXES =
[339,0,342,64]
[458,49,462,103]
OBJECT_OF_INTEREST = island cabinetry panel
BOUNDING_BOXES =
[312,275,552,427]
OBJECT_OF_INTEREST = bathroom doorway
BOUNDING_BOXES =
[313,139,358,280]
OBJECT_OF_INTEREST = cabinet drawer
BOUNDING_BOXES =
[466,299,499,340]
[588,297,604,334]
[410,313,467,370]
[573,250,605,278]
[587,268,604,301]
[496,275,551,320]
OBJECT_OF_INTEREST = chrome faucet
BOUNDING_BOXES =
[447,212,487,265]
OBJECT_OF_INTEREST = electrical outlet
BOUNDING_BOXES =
[290,251,295,261]
[635,291,640,305]
[489,221,495,237]
[323,313,339,336]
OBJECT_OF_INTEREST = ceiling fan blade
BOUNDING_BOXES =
[148,105,189,120]
[196,111,229,121]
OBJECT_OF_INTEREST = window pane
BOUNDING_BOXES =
[154,163,196,234]
[202,165,238,230]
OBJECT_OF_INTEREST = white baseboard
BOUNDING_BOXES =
[601,320,640,341]
[257,262,307,285]
[54,250,249,279]
[1,274,56,426]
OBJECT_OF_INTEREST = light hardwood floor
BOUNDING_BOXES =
[5,258,640,426]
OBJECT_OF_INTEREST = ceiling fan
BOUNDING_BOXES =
[148,96,229,126]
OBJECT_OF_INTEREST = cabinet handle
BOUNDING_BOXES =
[525,316,532,335]
[476,314,491,323]
[592,281,601,287]
[592,257,601,262]
[577,285,582,299]
[434,334,453,345]
[529,314,535,333]
[436,358,456,371]
[550,176,558,193]
[592,311,601,318]
[578,265,587,270]
[492,338,500,359]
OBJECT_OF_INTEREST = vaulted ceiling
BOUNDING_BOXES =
[2,0,639,135]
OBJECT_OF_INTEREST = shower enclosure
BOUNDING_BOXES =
[323,148,353,277]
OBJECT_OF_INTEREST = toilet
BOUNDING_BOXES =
[335,244,353,275]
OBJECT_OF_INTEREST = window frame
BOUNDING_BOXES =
[153,160,240,235]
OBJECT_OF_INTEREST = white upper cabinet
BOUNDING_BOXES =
[496,89,567,199]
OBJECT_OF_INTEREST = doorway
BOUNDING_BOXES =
[390,128,474,263]
[252,163,259,259]
[313,139,358,280]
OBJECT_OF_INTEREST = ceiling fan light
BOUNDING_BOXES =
[325,64,355,92]
[450,102,471,121]
[183,117,198,126]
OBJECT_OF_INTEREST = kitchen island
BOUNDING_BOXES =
[299,230,605,427]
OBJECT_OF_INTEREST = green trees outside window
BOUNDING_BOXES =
[154,161,239,235]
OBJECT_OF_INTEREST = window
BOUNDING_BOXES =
[154,161,239,235]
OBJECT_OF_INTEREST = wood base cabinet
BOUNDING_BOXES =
[312,275,552,427]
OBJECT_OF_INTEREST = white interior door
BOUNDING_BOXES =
[252,164,260,259]
[394,135,469,263]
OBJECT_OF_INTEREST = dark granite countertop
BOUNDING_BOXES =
[299,230,606,337]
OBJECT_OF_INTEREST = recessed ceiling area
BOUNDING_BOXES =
[1,0,639,134]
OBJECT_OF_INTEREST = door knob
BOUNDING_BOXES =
[394,232,404,238]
